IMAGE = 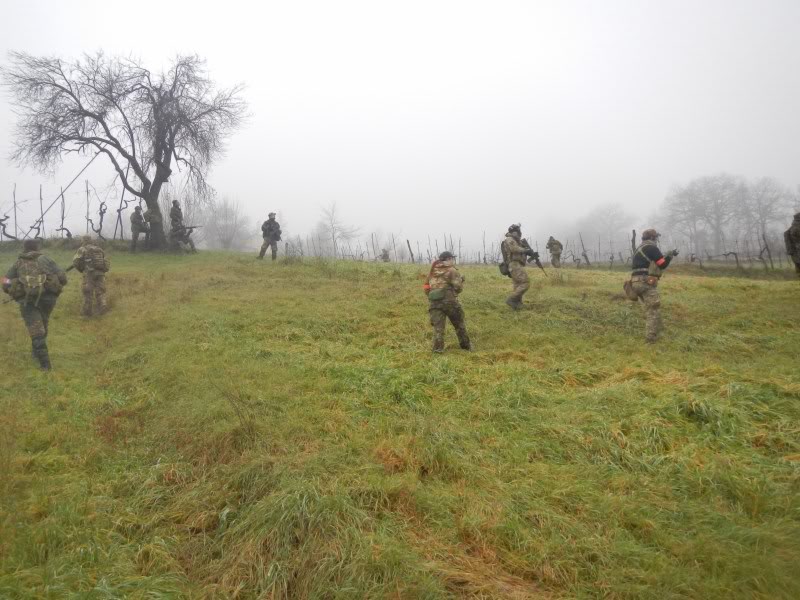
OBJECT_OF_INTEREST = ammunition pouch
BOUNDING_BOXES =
[498,262,510,277]
[6,278,26,300]
[428,288,446,301]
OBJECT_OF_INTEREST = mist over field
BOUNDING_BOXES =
[2,3,800,598]
[1,0,799,254]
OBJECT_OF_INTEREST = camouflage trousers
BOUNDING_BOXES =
[793,257,800,277]
[131,229,149,252]
[259,238,278,260]
[429,301,471,352]
[19,294,57,370]
[550,253,561,268]
[507,261,530,306]
[631,276,661,342]
[82,271,108,317]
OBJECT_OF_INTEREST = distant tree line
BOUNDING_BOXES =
[658,174,796,260]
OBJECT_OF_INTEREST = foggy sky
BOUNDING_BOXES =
[1,0,798,249]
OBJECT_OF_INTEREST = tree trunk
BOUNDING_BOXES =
[144,191,167,248]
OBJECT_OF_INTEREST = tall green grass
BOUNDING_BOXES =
[1,251,798,598]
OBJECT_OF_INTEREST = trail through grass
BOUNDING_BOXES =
[1,250,798,599]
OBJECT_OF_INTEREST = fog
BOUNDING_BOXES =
[1,0,799,255]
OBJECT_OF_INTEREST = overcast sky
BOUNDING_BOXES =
[1,0,798,249]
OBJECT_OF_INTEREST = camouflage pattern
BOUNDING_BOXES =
[260,239,278,260]
[130,208,150,252]
[80,271,108,317]
[169,202,183,229]
[425,258,471,352]
[169,226,198,253]
[501,232,531,308]
[72,241,108,316]
[4,250,67,370]
[507,261,530,306]
[630,275,661,342]
[546,236,563,268]
[785,214,800,277]
[258,217,282,260]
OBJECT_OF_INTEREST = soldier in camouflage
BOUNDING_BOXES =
[784,212,800,278]
[424,251,471,352]
[546,236,563,268]
[72,236,109,317]
[258,212,282,260]
[2,239,68,370]
[628,228,678,343]
[130,206,150,252]
[501,224,535,310]
[169,200,184,230]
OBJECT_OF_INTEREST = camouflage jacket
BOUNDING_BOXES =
[72,244,106,273]
[262,219,282,241]
[425,259,463,304]
[130,211,148,233]
[169,205,183,228]
[785,217,800,257]
[546,238,563,253]
[501,233,528,265]
[3,251,67,298]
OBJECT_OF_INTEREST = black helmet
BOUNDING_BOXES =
[508,224,521,233]
[438,251,455,261]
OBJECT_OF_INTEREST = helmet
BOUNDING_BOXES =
[641,228,660,241]
[81,235,92,244]
[508,224,521,234]
[438,251,455,261]
[172,200,179,205]
[268,212,276,217]
[134,205,142,211]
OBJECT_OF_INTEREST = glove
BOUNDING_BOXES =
[668,249,679,257]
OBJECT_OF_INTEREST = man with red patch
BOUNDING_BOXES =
[628,229,678,343]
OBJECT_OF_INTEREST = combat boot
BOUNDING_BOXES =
[506,298,522,310]
[32,336,51,371]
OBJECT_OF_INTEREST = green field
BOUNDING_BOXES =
[1,249,798,599]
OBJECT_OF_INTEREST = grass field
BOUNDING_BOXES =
[1,248,798,599]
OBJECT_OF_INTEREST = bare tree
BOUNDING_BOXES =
[2,51,246,247]
[316,202,359,257]
[205,198,249,250]
[738,177,791,241]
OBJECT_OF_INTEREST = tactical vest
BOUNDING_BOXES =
[84,245,109,272]
[633,241,663,277]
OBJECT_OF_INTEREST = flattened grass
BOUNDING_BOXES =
[1,250,798,598]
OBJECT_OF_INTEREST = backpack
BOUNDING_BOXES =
[85,246,110,272]
[9,255,60,304]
